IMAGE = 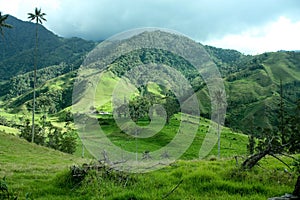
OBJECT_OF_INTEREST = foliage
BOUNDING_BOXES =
[242,98,300,171]
[19,117,77,154]
[0,176,19,200]
[3,71,75,115]
[109,48,202,91]
[291,157,300,174]
[57,109,74,122]
[59,123,78,154]
[20,118,45,145]
[0,176,9,199]
[0,116,17,128]
[204,45,248,77]
[2,63,74,98]
[164,90,180,124]
[65,162,133,190]
[247,134,255,155]
[128,95,152,122]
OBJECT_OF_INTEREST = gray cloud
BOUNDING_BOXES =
[43,0,300,42]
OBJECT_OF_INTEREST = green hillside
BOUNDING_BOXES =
[3,69,76,114]
[0,131,86,199]
[224,51,300,133]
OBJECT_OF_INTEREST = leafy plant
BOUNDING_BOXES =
[0,176,9,198]
[291,157,300,174]
[19,118,77,154]
[247,134,255,155]
[20,119,45,145]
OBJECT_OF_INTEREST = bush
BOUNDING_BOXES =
[19,119,77,154]
[20,119,45,145]
[59,123,77,154]
[45,122,77,154]
[0,176,9,199]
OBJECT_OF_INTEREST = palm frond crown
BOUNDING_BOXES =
[28,7,47,24]
[0,12,13,36]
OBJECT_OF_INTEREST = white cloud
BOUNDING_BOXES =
[204,16,300,55]
[0,0,61,20]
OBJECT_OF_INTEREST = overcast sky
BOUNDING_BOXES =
[1,0,300,54]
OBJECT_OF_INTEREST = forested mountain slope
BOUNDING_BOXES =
[0,15,96,80]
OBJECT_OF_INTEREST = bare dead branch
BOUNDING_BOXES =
[269,153,292,170]
[162,180,183,199]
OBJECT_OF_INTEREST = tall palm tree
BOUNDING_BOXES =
[28,8,46,143]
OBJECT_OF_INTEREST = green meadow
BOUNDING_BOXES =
[0,113,297,199]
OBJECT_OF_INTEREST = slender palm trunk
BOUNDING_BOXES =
[1,34,7,59]
[135,128,138,161]
[82,124,85,158]
[31,23,38,143]
[217,111,220,159]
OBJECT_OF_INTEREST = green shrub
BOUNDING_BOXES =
[19,119,77,154]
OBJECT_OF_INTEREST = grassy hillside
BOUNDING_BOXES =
[0,131,297,199]
[2,70,76,115]
[224,51,300,133]
[0,131,86,199]
[95,114,249,159]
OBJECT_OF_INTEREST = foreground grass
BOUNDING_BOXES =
[0,131,297,199]
[62,156,296,200]
[0,132,88,199]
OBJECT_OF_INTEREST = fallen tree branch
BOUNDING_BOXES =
[162,180,183,199]
[242,148,270,170]
[281,153,298,161]
[269,153,292,170]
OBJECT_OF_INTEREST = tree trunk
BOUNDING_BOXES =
[31,22,38,143]
[217,112,220,159]
[242,149,270,170]
[293,175,300,197]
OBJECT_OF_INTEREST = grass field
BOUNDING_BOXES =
[0,117,297,199]
[85,113,249,160]
[0,132,88,199]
